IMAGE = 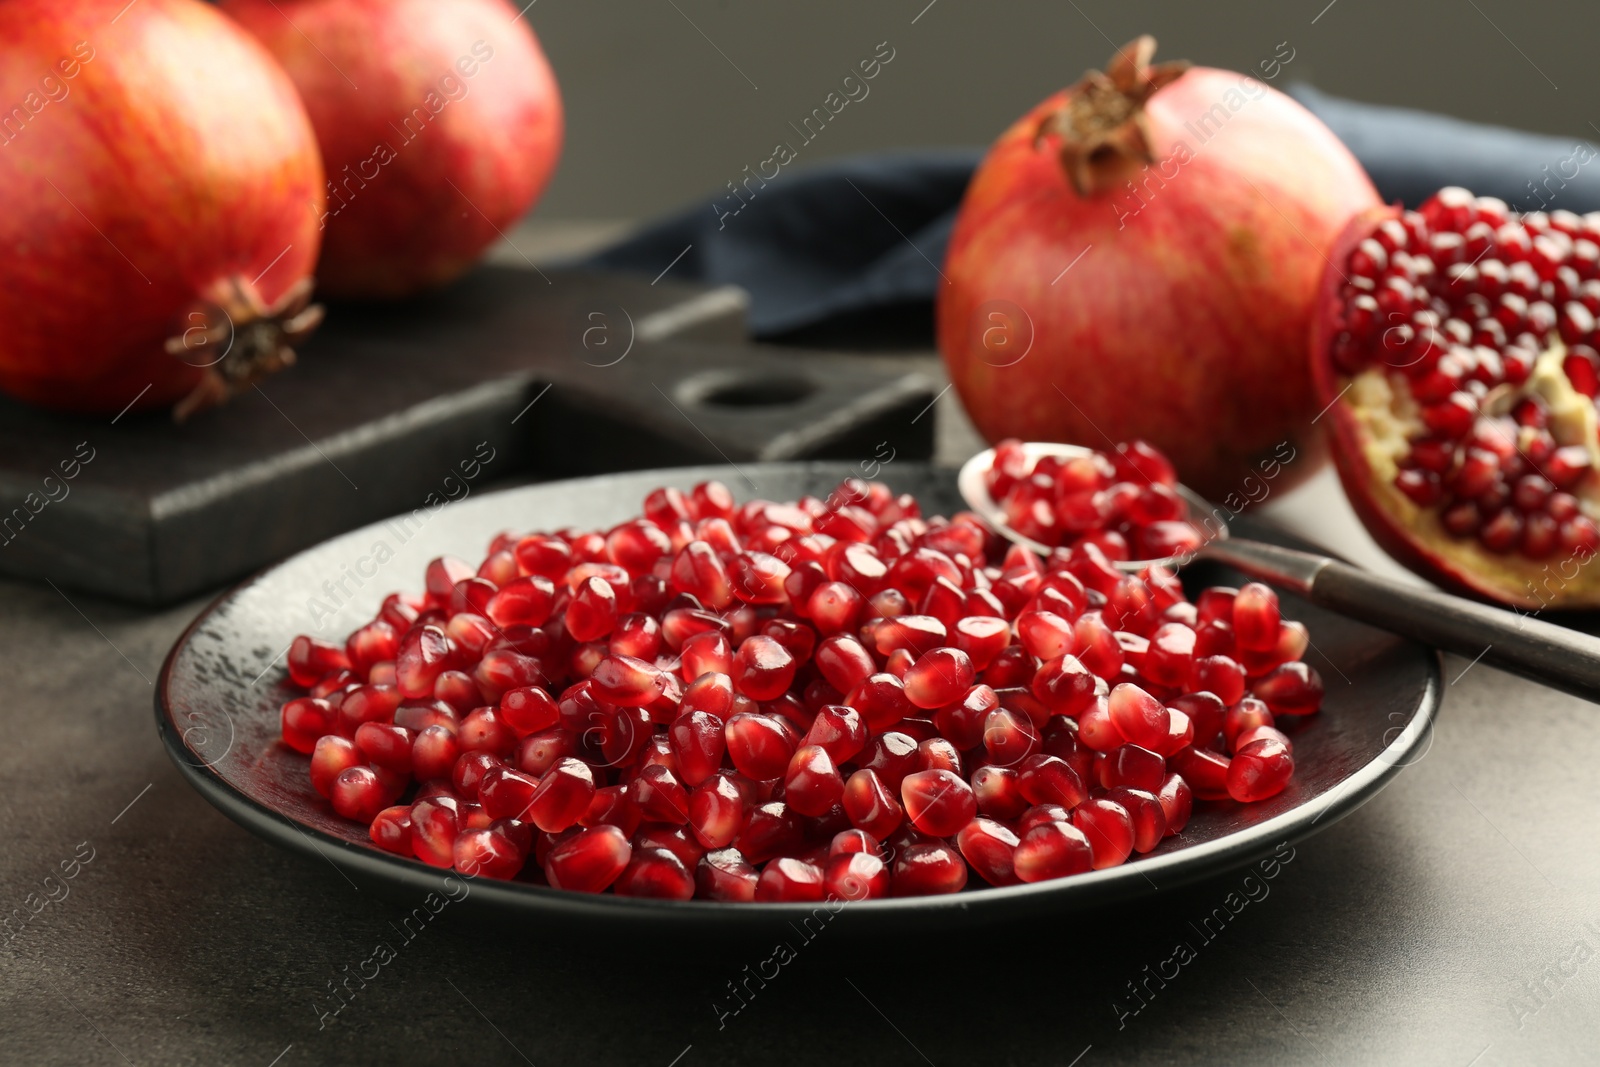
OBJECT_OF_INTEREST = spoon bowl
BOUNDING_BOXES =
[957,441,1222,568]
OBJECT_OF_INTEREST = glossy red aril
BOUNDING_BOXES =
[544,826,632,893]
[842,768,904,838]
[891,842,969,896]
[454,828,526,881]
[1228,737,1295,802]
[1107,683,1171,750]
[1013,821,1094,882]
[803,705,868,764]
[370,805,414,856]
[1073,797,1135,869]
[614,848,695,900]
[815,635,878,694]
[1252,662,1326,716]
[783,745,845,817]
[525,757,595,832]
[731,636,797,701]
[900,769,978,837]
[903,648,975,709]
[396,625,455,700]
[756,858,826,902]
[697,849,759,902]
[825,852,891,900]
[957,818,1021,886]
[725,713,798,781]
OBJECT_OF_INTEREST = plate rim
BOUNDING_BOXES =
[155,461,1445,924]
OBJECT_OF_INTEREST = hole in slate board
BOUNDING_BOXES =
[689,374,817,408]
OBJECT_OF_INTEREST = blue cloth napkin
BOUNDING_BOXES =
[583,86,1600,341]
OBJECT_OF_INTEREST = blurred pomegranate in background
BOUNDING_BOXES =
[938,37,1380,500]
[223,0,564,300]
[0,0,325,417]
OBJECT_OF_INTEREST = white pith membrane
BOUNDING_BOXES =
[1328,189,1600,605]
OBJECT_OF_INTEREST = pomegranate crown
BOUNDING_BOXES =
[164,275,324,422]
[1035,35,1191,198]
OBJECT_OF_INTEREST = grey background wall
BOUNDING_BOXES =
[523,0,1599,220]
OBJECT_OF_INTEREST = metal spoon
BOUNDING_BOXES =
[959,441,1600,703]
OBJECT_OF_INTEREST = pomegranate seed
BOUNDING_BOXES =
[971,764,1029,820]
[842,768,904,838]
[803,704,867,764]
[544,825,632,893]
[281,696,336,753]
[478,765,540,820]
[1227,738,1295,802]
[724,712,797,780]
[370,805,414,856]
[784,745,846,817]
[1073,797,1134,869]
[614,848,695,900]
[410,796,460,868]
[633,764,690,824]
[1107,786,1168,852]
[458,706,514,757]
[454,827,526,880]
[1032,654,1099,716]
[1252,662,1325,716]
[310,735,362,798]
[1017,753,1087,808]
[1232,584,1281,653]
[900,769,977,836]
[756,857,826,901]
[815,634,878,694]
[1107,683,1170,750]
[731,635,797,701]
[1013,821,1093,882]
[982,707,1041,767]
[1157,772,1194,834]
[902,647,974,709]
[566,577,619,642]
[525,757,596,832]
[687,774,744,849]
[956,818,1021,886]
[396,625,455,699]
[735,802,804,865]
[410,724,460,781]
[891,842,968,896]
[1191,655,1246,705]
[697,848,759,901]
[1171,745,1231,799]
[844,673,912,732]
[288,635,351,688]
[825,852,891,899]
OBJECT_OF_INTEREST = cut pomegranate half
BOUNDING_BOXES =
[1313,188,1600,608]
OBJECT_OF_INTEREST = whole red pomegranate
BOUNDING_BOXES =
[939,37,1380,501]
[0,0,325,418]
[1314,188,1600,608]
[222,0,564,300]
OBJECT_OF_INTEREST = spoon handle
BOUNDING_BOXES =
[1203,539,1600,703]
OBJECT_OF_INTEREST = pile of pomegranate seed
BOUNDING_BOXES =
[1330,187,1600,560]
[984,438,1204,558]
[279,458,1323,901]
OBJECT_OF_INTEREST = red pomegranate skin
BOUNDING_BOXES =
[0,0,324,414]
[223,0,564,299]
[939,67,1380,501]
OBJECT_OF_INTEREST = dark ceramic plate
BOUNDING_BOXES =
[157,463,1440,929]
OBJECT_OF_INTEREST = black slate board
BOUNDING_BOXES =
[0,266,936,604]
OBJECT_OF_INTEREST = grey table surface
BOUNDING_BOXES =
[4,227,1598,1066]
